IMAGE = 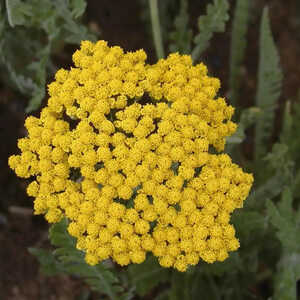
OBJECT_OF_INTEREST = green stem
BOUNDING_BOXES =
[191,44,202,63]
[149,0,165,59]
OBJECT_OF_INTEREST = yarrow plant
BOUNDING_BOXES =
[9,40,253,272]
[5,0,300,298]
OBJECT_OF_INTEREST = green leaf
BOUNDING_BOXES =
[49,218,76,248]
[119,287,135,300]
[1,0,96,111]
[263,143,294,172]
[53,0,96,44]
[66,263,122,296]
[198,252,243,277]
[4,64,37,95]
[232,210,267,237]
[28,247,61,276]
[189,271,223,300]
[247,140,294,209]
[247,172,287,210]
[274,253,300,300]
[247,159,293,209]
[192,0,229,61]
[227,107,261,145]
[255,7,283,161]
[128,255,170,297]
[169,270,194,300]
[169,0,192,54]
[277,187,294,223]
[5,0,54,28]
[266,190,300,252]
[31,219,123,300]
[26,44,51,112]
[26,86,46,113]
[5,0,32,27]
[70,0,87,18]
[266,188,300,300]
[229,0,250,107]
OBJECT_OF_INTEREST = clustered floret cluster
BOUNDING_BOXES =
[9,40,253,272]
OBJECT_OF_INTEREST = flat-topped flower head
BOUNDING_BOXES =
[8,40,253,272]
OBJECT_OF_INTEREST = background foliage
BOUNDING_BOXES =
[0,0,96,112]
[2,0,300,299]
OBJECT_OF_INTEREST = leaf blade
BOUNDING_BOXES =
[192,0,229,61]
[255,7,283,161]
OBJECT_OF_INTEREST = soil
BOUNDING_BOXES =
[1,0,299,299]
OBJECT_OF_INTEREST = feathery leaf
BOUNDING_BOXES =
[227,107,261,145]
[169,0,192,54]
[128,255,169,297]
[266,189,300,300]
[192,0,229,62]
[30,219,127,300]
[255,7,283,161]
[246,142,293,209]
[2,0,96,112]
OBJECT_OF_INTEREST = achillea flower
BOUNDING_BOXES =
[8,40,253,272]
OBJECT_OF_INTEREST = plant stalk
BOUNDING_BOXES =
[191,44,202,63]
[149,0,165,59]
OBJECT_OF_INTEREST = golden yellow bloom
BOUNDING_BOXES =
[8,40,253,272]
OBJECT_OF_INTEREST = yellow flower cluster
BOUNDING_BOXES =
[8,40,253,272]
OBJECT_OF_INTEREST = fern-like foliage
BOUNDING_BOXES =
[278,98,300,196]
[29,219,131,300]
[281,99,300,165]
[247,142,294,209]
[169,0,192,54]
[127,254,169,297]
[255,7,283,161]
[229,0,250,107]
[266,188,300,300]
[227,107,261,145]
[1,0,96,112]
[191,0,229,62]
